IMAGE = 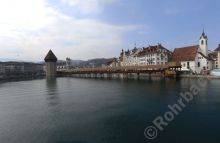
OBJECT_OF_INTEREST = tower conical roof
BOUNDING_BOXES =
[44,50,57,62]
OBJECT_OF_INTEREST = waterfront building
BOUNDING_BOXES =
[0,62,43,78]
[23,63,44,74]
[171,31,214,74]
[44,50,57,77]
[56,61,67,71]
[214,44,220,68]
[119,47,142,66]
[137,44,171,65]
[0,62,5,74]
[2,62,43,74]
[119,44,171,66]
[4,62,24,74]
[107,58,120,67]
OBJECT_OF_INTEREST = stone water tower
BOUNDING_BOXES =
[44,50,57,77]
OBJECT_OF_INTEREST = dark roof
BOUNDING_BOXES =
[171,45,199,61]
[208,52,217,59]
[44,50,57,62]
[198,52,214,61]
[107,58,117,65]
[200,31,208,39]
[214,44,220,52]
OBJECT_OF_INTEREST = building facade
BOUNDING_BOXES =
[218,52,220,68]
[214,44,220,68]
[119,47,142,66]
[119,44,171,66]
[0,62,5,74]
[137,44,171,65]
[0,62,43,75]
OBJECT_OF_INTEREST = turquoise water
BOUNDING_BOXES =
[0,77,220,143]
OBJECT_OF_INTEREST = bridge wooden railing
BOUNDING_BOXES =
[58,62,181,74]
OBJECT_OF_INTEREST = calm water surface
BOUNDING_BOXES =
[0,77,220,143]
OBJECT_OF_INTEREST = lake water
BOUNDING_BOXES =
[0,77,220,143]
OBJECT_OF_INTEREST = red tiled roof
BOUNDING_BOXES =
[137,44,169,57]
[171,45,199,62]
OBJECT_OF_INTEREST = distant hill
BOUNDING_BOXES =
[38,58,114,67]
[73,58,113,67]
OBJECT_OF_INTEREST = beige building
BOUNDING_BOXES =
[119,47,142,66]
[214,44,220,68]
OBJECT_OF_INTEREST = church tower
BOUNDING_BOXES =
[199,30,208,56]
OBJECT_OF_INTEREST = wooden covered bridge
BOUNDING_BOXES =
[57,62,181,78]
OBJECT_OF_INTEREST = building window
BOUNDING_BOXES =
[183,63,186,67]
[198,62,200,67]
[201,40,204,45]
[187,62,190,69]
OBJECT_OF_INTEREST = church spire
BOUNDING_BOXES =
[200,28,207,39]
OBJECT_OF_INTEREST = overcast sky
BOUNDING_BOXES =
[0,0,220,61]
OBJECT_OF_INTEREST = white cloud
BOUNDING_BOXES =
[22,17,137,61]
[0,0,138,61]
[0,0,55,32]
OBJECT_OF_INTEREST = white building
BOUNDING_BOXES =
[137,44,171,65]
[120,47,142,66]
[171,31,215,74]
[107,58,120,67]
[120,44,171,66]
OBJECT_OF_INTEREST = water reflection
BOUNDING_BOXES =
[46,77,59,106]
[0,77,220,143]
